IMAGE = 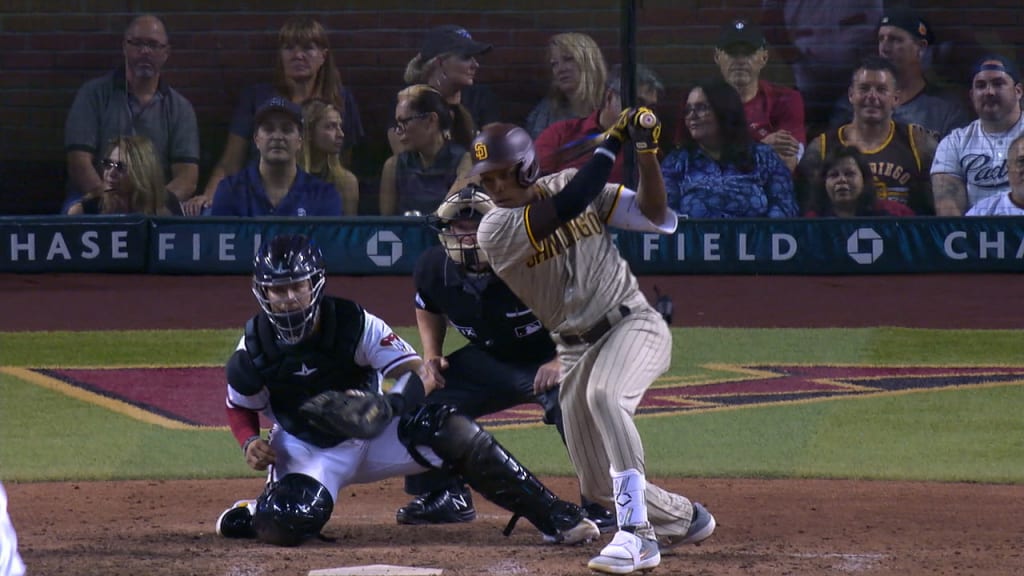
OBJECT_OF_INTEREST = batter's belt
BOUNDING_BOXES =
[556,305,632,346]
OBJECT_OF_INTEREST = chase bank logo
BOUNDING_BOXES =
[367,230,403,267]
[846,228,883,264]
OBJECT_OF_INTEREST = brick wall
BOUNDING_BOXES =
[1,0,1022,214]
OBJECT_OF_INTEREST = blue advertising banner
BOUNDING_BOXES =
[1,216,1023,275]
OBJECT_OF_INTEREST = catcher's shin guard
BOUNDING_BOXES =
[252,473,334,546]
[400,404,587,538]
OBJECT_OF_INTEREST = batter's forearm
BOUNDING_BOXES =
[635,152,667,220]
[529,138,622,240]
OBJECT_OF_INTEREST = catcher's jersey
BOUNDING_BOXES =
[225,296,419,448]
[476,170,637,336]
[931,115,1024,209]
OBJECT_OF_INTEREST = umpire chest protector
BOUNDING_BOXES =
[230,297,375,448]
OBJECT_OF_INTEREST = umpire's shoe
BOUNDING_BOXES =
[216,499,257,539]
[396,484,476,525]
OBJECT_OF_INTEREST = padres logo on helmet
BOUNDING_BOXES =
[473,142,489,161]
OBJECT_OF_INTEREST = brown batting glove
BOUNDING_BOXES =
[627,107,661,154]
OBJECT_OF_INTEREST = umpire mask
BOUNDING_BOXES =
[428,183,496,270]
[252,234,327,344]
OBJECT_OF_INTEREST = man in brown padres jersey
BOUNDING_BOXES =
[798,56,938,214]
[470,111,716,574]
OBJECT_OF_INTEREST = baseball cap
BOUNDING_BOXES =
[420,25,492,61]
[717,19,766,51]
[970,54,1021,84]
[254,96,303,129]
[878,8,935,45]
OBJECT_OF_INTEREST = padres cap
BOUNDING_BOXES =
[469,123,539,185]
[717,19,766,51]
[970,54,1021,84]
[420,25,492,61]
[878,8,935,45]
[254,96,303,129]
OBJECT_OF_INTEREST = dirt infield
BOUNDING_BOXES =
[3,273,1024,575]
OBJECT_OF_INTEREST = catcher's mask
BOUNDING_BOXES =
[427,183,496,270]
[252,234,326,344]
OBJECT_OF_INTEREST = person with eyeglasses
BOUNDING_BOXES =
[660,78,798,219]
[64,14,198,214]
[185,16,363,216]
[378,85,473,216]
[67,135,182,216]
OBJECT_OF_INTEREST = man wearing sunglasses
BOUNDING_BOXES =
[64,14,198,214]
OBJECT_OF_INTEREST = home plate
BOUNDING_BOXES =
[308,565,442,576]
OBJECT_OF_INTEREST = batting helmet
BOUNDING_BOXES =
[252,234,326,344]
[428,182,496,269]
[469,123,540,187]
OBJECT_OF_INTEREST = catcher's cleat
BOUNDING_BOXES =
[396,485,476,525]
[583,501,617,533]
[216,499,257,539]
[541,517,600,545]
[661,502,717,549]
[587,528,661,574]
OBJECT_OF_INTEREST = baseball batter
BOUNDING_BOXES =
[471,112,716,574]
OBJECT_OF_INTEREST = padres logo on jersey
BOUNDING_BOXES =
[526,208,604,267]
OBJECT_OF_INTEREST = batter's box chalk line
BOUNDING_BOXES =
[308,565,442,576]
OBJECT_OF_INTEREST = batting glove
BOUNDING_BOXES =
[627,107,661,154]
[604,107,632,145]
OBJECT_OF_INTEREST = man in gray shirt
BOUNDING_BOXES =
[64,14,198,211]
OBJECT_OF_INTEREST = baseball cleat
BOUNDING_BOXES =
[396,485,476,525]
[583,501,617,533]
[542,517,600,545]
[587,528,661,574]
[662,502,716,549]
[216,499,257,539]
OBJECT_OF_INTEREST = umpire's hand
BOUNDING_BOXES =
[533,358,562,395]
[422,356,449,390]
[244,438,276,471]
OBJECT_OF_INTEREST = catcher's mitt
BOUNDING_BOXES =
[300,389,394,439]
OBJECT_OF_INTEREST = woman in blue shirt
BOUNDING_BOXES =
[661,79,797,218]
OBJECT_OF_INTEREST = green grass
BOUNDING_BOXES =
[2,327,1022,484]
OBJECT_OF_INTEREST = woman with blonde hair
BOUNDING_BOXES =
[379,85,473,216]
[524,32,608,138]
[185,16,363,215]
[68,135,179,216]
[301,99,359,215]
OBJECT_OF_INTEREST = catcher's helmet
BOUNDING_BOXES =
[469,123,539,187]
[252,234,326,344]
[428,183,496,269]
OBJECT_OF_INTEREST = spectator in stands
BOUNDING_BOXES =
[966,134,1024,216]
[301,99,359,215]
[712,19,805,172]
[805,145,914,217]
[661,78,798,218]
[210,97,341,217]
[931,55,1024,216]
[399,25,496,144]
[187,16,362,215]
[64,14,198,212]
[379,85,473,216]
[524,33,607,138]
[829,8,971,139]
[67,135,181,216]
[534,64,662,184]
[798,57,937,215]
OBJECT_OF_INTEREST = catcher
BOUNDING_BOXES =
[214,233,600,547]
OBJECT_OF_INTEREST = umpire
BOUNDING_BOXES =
[397,182,614,531]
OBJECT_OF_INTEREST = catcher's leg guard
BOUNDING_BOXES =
[252,473,334,546]
[399,404,591,541]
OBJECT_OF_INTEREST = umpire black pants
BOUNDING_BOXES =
[404,344,564,495]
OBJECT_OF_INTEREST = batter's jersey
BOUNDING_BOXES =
[413,245,555,364]
[224,297,419,448]
[965,192,1024,216]
[931,115,1024,209]
[477,170,660,336]
[817,120,930,213]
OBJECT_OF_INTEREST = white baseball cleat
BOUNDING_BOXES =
[587,528,661,574]
[662,502,717,549]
